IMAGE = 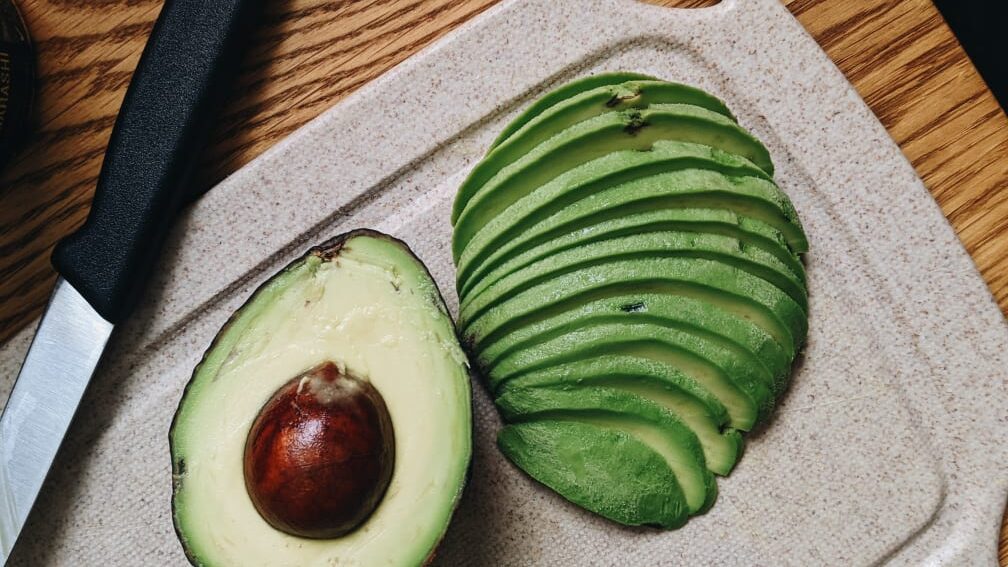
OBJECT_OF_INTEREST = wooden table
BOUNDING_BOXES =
[1,0,1005,561]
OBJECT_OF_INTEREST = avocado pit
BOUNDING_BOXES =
[243,361,395,539]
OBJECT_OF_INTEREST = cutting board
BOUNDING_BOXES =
[1,0,1006,564]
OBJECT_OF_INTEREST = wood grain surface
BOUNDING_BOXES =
[0,0,1005,561]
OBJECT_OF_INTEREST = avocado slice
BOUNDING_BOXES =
[457,206,804,301]
[454,142,805,293]
[490,321,773,430]
[455,80,738,221]
[498,420,689,528]
[461,257,807,358]
[488,71,656,151]
[479,293,793,395]
[452,74,810,531]
[496,356,743,475]
[458,230,808,325]
[496,386,716,514]
[451,105,776,255]
[170,230,472,567]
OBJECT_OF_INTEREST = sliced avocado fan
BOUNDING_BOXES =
[452,74,809,529]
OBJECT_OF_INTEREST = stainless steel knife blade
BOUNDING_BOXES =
[0,0,261,562]
[0,279,112,559]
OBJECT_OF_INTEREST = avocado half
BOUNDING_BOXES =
[170,230,472,566]
[452,73,808,527]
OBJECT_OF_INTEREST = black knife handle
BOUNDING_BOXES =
[52,0,262,324]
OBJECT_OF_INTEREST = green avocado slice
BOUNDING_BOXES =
[496,357,743,475]
[496,387,716,514]
[458,230,808,325]
[488,72,657,151]
[455,73,812,532]
[461,257,807,358]
[454,144,806,292]
[451,105,775,255]
[457,206,804,300]
[491,321,772,430]
[498,420,689,528]
[453,80,737,221]
[478,293,793,396]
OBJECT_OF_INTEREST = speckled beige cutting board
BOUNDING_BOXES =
[1,0,1006,564]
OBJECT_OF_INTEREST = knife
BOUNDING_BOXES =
[0,0,263,560]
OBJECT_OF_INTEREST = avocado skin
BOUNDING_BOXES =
[452,105,776,258]
[496,386,715,514]
[169,229,471,567]
[455,142,805,292]
[499,420,690,528]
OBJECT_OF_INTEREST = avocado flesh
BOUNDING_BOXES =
[488,71,657,151]
[461,257,807,359]
[490,321,772,430]
[451,105,776,258]
[170,231,472,567]
[497,357,743,475]
[496,387,715,514]
[454,75,809,530]
[454,144,805,292]
[459,230,808,325]
[457,206,804,300]
[497,420,689,528]
[454,80,738,220]
[479,293,792,395]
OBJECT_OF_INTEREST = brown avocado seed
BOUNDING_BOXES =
[243,361,395,539]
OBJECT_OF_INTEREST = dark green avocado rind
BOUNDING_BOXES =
[496,386,716,514]
[497,420,689,528]
[479,293,793,396]
[495,357,743,475]
[488,72,657,152]
[458,230,808,326]
[453,80,738,221]
[461,257,807,360]
[457,206,804,300]
[490,322,772,430]
[451,105,776,258]
[454,143,806,292]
